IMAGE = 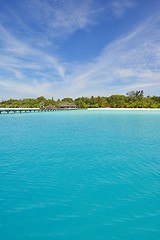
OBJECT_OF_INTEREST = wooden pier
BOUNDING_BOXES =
[0,108,40,114]
[0,107,80,114]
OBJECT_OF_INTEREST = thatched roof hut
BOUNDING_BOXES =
[57,102,77,109]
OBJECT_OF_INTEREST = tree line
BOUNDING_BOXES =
[0,91,160,108]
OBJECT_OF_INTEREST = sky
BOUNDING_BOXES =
[0,0,160,100]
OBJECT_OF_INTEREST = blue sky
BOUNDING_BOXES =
[0,0,160,100]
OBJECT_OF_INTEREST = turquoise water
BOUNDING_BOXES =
[0,110,160,240]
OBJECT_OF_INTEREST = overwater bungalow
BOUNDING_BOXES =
[57,102,77,109]
[40,104,56,110]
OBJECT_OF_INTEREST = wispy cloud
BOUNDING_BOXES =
[0,0,159,99]
[109,0,136,18]
[60,13,160,97]
[0,0,99,96]
[19,0,97,38]
[1,0,136,45]
[0,79,54,99]
[0,21,66,79]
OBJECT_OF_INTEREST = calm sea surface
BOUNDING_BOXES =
[0,110,160,240]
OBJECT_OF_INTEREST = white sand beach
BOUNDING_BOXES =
[87,108,160,110]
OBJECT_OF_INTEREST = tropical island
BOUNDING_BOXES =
[0,91,160,109]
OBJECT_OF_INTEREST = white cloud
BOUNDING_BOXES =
[0,1,160,100]
[58,13,160,98]
[19,0,97,38]
[0,79,54,99]
[0,22,66,80]
[109,0,136,17]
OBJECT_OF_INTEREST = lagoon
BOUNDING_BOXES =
[0,110,160,240]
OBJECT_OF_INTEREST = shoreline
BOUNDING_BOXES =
[87,108,160,110]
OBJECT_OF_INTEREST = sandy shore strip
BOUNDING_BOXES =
[87,108,160,110]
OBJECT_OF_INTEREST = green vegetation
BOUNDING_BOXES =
[0,91,160,109]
